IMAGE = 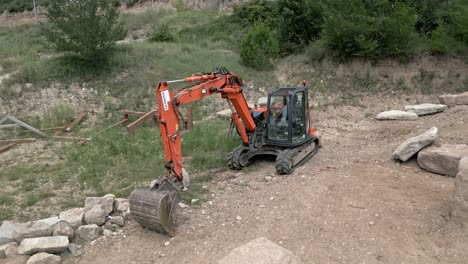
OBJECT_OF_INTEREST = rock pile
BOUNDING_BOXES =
[0,194,130,263]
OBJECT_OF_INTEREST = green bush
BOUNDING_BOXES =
[430,0,468,54]
[42,0,125,68]
[239,21,279,70]
[150,23,175,42]
[321,0,418,59]
[275,0,323,54]
[232,0,276,27]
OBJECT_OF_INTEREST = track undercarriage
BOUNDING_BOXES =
[227,136,321,174]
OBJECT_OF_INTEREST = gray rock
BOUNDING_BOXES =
[454,157,468,208]
[76,225,99,241]
[103,222,118,232]
[439,92,468,106]
[52,222,74,239]
[26,252,61,264]
[84,194,115,215]
[376,110,418,121]
[36,217,61,227]
[12,221,52,243]
[0,242,18,258]
[417,144,468,177]
[109,216,124,227]
[218,237,303,264]
[0,221,16,246]
[84,205,107,225]
[114,198,129,213]
[103,229,113,237]
[67,243,82,256]
[59,208,85,229]
[393,127,438,162]
[404,104,448,116]
[18,236,69,255]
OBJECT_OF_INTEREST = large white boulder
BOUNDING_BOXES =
[417,144,468,177]
[218,237,303,264]
[392,127,438,162]
[376,110,418,121]
[18,236,69,255]
[404,104,448,116]
[439,92,468,106]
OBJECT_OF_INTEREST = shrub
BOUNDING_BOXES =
[150,23,175,42]
[275,0,323,53]
[232,0,276,27]
[239,21,279,70]
[42,0,125,68]
[430,0,468,54]
[321,0,418,59]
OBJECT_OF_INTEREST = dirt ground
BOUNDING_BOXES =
[47,96,467,264]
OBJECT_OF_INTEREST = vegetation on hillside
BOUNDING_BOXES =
[234,0,468,67]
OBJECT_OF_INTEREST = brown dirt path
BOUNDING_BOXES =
[64,97,468,264]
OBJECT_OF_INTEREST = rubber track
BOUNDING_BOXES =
[227,146,244,170]
[275,137,320,175]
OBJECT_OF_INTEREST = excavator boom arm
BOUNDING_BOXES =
[156,69,256,183]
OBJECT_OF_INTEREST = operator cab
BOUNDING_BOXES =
[266,87,311,147]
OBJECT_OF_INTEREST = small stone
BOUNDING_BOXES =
[18,236,69,255]
[36,217,61,227]
[269,197,275,201]
[0,242,18,259]
[84,194,115,215]
[114,198,129,213]
[178,203,189,209]
[13,221,53,243]
[191,199,199,205]
[235,216,243,221]
[26,252,61,264]
[68,243,82,256]
[208,201,213,206]
[84,205,107,225]
[164,241,170,247]
[109,216,124,227]
[265,176,273,182]
[103,222,118,232]
[52,221,74,239]
[76,225,99,241]
[59,208,85,229]
[103,229,113,237]
[0,221,16,246]
[369,221,375,225]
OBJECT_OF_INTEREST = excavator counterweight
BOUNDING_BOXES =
[129,67,320,235]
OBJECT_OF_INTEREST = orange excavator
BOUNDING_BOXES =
[129,67,320,235]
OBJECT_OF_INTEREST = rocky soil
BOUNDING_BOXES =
[42,95,467,264]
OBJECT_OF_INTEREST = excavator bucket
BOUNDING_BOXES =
[129,187,180,236]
